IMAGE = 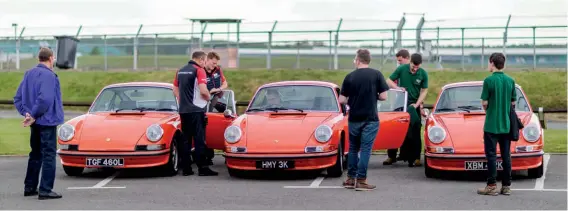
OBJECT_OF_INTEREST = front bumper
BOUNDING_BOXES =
[424,151,544,171]
[223,151,338,170]
[57,149,170,168]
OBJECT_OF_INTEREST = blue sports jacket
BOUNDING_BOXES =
[13,64,64,126]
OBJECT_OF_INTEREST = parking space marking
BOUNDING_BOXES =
[534,153,551,190]
[512,188,567,192]
[283,185,343,189]
[67,172,125,190]
[309,177,325,187]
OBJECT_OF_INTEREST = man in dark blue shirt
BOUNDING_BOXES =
[13,47,64,200]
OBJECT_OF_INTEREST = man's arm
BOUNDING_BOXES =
[196,68,211,101]
[511,80,517,106]
[219,68,228,90]
[339,75,350,104]
[13,76,29,116]
[480,79,490,110]
[413,72,429,106]
[387,65,402,89]
[172,69,180,102]
[377,72,389,101]
[30,72,56,119]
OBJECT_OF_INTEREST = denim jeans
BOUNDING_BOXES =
[347,121,379,179]
[484,132,512,186]
[24,124,57,194]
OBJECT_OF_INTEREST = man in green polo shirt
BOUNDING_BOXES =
[384,53,428,167]
[477,52,516,196]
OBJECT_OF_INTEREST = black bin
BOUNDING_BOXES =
[54,36,80,69]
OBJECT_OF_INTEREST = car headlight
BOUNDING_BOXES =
[314,125,333,143]
[428,125,446,144]
[224,126,242,144]
[58,124,75,141]
[146,124,164,142]
[522,123,541,142]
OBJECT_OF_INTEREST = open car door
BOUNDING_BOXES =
[205,90,237,150]
[372,89,411,150]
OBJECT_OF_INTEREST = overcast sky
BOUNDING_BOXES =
[0,0,566,45]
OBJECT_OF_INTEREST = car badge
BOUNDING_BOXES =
[106,138,111,142]
[274,140,279,143]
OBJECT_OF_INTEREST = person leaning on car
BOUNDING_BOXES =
[173,51,218,176]
[13,47,63,200]
[477,52,515,196]
[339,49,389,191]
[385,53,428,167]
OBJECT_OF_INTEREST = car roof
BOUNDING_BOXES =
[442,81,522,90]
[259,81,339,89]
[103,82,174,89]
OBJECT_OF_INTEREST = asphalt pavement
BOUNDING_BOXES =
[0,155,566,209]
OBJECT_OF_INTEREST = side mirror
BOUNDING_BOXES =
[224,109,235,118]
[421,108,430,117]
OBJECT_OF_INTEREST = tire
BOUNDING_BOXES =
[424,155,436,178]
[63,165,84,176]
[161,139,179,176]
[528,163,544,178]
[326,141,344,178]
[227,167,241,178]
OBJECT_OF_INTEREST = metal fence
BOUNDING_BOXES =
[0,14,566,71]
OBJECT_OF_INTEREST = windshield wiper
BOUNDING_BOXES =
[457,106,481,111]
[246,108,267,112]
[436,108,455,112]
[266,106,304,113]
[155,108,177,111]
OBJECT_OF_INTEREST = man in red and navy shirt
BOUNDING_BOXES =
[205,52,228,113]
[173,51,218,176]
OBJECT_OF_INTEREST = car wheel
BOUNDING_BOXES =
[528,163,544,178]
[326,142,344,178]
[424,155,436,178]
[162,139,179,176]
[227,167,241,178]
[63,165,84,176]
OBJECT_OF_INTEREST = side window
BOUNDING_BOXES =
[515,88,530,111]
[377,89,407,112]
[91,90,115,112]
[207,90,236,114]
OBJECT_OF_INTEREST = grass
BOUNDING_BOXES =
[0,117,565,155]
[0,69,565,110]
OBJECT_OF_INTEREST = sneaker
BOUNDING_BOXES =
[355,179,376,191]
[38,191,62,200]
[477,184,499,196]
[342,177,355,189]
[409,159,422,167]
[500,186,511,195]
[382,158,396,165]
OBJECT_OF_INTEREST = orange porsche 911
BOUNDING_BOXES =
[56,82,238,176]
[222,81,411,177]
[423,81,544,178]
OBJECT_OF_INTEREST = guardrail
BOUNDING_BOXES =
[0,100,564,129]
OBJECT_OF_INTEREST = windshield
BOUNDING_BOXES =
[89,86,178,113]
[248,85,339,112]
[434,85,531,113]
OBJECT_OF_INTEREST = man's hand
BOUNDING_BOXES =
[22,113,35,127]
[409,103,418,108]
[210,88,221,94]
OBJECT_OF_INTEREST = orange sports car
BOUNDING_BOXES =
[222,81,411,177]
[56,82,238,176]
[423,81,544,178]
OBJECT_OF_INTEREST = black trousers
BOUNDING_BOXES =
[484,132,512,186]
[24,124,57,194]
[179,112,207,169]
[387,106,422,162]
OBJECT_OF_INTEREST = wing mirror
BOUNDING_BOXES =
[224,109,236,119]
[421,108,430,117]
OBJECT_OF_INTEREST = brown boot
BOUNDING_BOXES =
[477,184,498,196]
[355,178,376,191]
[342,177,355,189]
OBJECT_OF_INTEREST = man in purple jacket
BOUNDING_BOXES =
[13,47,64,200]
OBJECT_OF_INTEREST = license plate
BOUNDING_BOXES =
[464,161,503,170]
[86,158,124,167]
[256,160,294,169]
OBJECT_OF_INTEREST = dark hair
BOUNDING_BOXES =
[395,49,410,58]
[192,51,206,60]
[207,51,220,60]
[38,47,53,62]
[356,49,371,64]
[489,52,506,70]
[410,53,422,65]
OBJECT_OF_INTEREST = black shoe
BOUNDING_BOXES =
[182,168,194,176]
[206,160,214,166]
[24,189,38,196]
[198,167,218,176]
[38,191,62,200]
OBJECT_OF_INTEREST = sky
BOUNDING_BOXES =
[0,0,566,45]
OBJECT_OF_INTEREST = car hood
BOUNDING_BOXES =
[243,112,334,153]
[433,111,532,154]
[77,112,175,151]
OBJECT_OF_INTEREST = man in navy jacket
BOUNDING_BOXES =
[14,47,64,200]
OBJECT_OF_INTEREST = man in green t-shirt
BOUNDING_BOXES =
[384,53,429,167]
[477,53,516,196]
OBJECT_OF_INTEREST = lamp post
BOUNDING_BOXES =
[12,23,19,70]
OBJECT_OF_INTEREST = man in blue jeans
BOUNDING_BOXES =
[339,49,389,191]
[14,47,64,200]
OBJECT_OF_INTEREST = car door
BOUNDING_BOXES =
[372,89,411,150]
[205,90,237,150]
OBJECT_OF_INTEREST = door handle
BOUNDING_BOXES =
[396,118,409,122]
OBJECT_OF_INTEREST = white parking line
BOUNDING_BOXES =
[283,186,343,189]
[534,153,551,190]
[309,177,325,187]
[512,188,567,192]
[67,172,125,190]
